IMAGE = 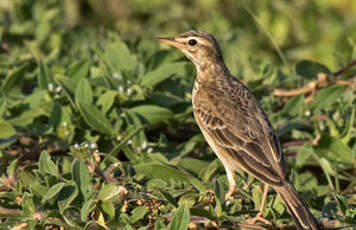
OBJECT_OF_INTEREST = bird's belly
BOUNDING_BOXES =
[195,116,240,172]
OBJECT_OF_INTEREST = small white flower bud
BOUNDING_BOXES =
[141,141,147,149]
[55,86,62,93]
[48,83,54,92]
[126,88,132,95]
[147,148,153,153]
[118,86,124,93]
[90,142,97,149]
[113,72,122,80]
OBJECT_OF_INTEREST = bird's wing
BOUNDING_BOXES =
[194,79,286,186]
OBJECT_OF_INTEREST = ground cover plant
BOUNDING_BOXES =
[0,0,356,229]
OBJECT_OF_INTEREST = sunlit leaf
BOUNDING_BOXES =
[67,60,90,79]
[41,182,65,203]
[126,105,173,126]
[311,85,346,109]
[104,34,134,73]
[314,135,352,164]
[75,78,93,106]
[134,163,206,192]
[170,203,190,230]
[97,90,118,114]
[140,62,186,87]
[39,151,58,177]
[0,119,16,139]
[77,102,113,136]
[71,160,90,195]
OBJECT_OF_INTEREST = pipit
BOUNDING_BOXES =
[158,31,320,230]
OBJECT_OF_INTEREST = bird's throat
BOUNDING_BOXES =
[196,60,229,81]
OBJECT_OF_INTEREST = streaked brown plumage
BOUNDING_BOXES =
[158,31,319,230]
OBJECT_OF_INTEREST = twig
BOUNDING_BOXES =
[274,58,356,101]
[94,164,118,183]
[233,222,267,229]
[274,86,313,97]
[282,140,308,148]
[333,59,356,77]
[0,206,22,215]
[273,72,354,103]
[10,223,28,230]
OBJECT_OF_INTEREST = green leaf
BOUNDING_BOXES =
[335,194,348,215]
[37,62,54,90]
[81,199,95,221]
[77,102,113,136]
[97,184,124,201]
[158,189,178,207]
[58,181,79,213]
[0,119,16,139]
[314,135,352,164]
[8,108,45,127]
[190,207,215,220]
[39,151,58,177]
[2,65,26,96]
[130,206,148,223]
[55,75,77,94]
[282,95,304,116]
[126,105,173,126]
[18,171,37,186]
[100,201,116,219]
[170,203,190,230]
[296,145,313,168]
[109,126,145,156]
[140,62,186,87]
[154,220,167,230]
[318,158,336,189]
[29,182,48,198]
[134,163,206,192]
[41,182,65,203]
[295,60,330,79]
[67,60,90,79]
[71,159,90,195]
[75,78,93,106]
[311,85,346,109]
[178,157,209,175]
[22,193,35,215]
[104,35,134,73]
[97,90,118,114]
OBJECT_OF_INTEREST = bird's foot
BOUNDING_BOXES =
[224,192,234,201]
[224,183,236,201]
[247,212,272,225]
[246,184,271,225]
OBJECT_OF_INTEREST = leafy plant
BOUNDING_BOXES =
[0,0,355,229]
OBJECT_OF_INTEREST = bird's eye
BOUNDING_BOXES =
[188,39,197,46]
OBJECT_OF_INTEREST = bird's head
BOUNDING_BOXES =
[157,31,224,69]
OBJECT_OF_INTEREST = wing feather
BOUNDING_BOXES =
[193,78,287,185]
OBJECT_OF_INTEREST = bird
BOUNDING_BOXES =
[157,31,320,230]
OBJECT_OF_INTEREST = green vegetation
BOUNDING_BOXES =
[0,0,356,229]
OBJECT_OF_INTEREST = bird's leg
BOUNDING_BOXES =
[247,184,272,225]
[224,167,236,201]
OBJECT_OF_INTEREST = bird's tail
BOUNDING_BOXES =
[274,182,320,230]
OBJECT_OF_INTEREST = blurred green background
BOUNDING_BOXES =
[0,0,355,229]
[4,0,356,71]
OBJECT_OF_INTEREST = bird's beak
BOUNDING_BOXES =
[157,37,184,49]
